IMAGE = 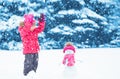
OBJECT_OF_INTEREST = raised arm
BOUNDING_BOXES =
[34,13,45,33]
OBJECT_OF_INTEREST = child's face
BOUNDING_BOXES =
[30,22,36,31]
[65,50,74,54]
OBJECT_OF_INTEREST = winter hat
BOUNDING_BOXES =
[63,42,76,53]
[24,14,35,24]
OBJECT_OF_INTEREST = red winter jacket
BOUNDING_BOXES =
[18,18,45,54]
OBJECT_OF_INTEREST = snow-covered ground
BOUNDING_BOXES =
[0,48,120,79]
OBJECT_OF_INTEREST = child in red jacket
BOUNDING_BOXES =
[63,42,76,67]
[18,13,45,78]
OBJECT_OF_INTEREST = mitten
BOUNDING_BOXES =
[38,13,45,22]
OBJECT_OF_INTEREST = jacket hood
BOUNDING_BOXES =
[24,14,35,24]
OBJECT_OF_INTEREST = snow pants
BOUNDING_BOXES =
[24,53,38,76]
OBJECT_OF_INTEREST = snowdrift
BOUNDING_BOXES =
[0,48,120,79]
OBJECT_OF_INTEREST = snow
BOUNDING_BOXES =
[74,26,95,32]
[49,25,75,35]
[81,8,107,21]
[0,16,23,30]
[1,0,28,3]
[98,0,113,3]
[58,9,81,15]
[49,0,60,2]
[72,19,99,28]
[0,48,120,79]
[90,0,113,3]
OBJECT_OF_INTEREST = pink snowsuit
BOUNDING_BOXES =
[18,14,45,54]
[63,45,76,67]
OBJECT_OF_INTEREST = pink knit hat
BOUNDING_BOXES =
[24,14,35,24]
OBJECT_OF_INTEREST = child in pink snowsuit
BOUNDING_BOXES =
[18,13,45,76]
[63,42,76,67]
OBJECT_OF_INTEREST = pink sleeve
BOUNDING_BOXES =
[72,54,75,63]
[63,55,67,64]
[34,21,45,33]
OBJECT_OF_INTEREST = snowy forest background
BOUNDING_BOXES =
[0,0,120,50]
